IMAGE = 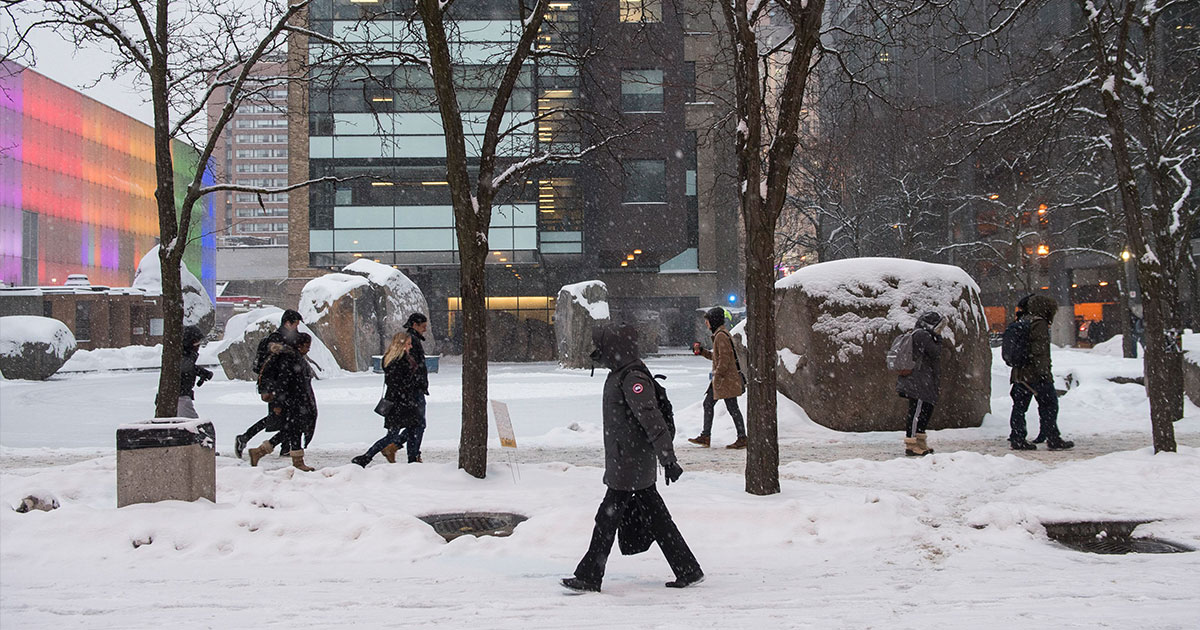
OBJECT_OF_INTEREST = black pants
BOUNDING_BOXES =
[573,486,702,585]
[241,403,283,441]
[903,397,934,438]
[1009,379,1060,442]
[701,384,746,438]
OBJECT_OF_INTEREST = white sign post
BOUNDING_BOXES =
[490,399,519,482]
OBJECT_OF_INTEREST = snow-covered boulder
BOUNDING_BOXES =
[1184,333,1200,408]
[556,281,610,368]
[299,262,429,372]
[132,246,215,335]
[214,307,340,380]
[773,258,991,432]
[0,316,77,380]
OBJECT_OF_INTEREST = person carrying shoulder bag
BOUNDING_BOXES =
[687,307,747,449]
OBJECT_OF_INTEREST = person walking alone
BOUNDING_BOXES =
[561,323,703,594]
[1008,295,1074,451]
[234,309,303,458]
[687,307,747,449]
[175,325,213,418]
[896,312,945,457]
[352,332,421,467]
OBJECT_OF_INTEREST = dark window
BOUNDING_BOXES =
[75,301,92,343]
[621,69,664,112]
[21,211,37,285]
[623,160,666,203]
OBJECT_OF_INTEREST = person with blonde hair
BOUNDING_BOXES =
[352,332,421,467]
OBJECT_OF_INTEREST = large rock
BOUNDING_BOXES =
[1185,334,1200,407]
[556,281,610,368]
[132,246,215,335]
[0,315,77,380]
[214,307,340,380]
[773,258,991,432]
[299,262,429,372]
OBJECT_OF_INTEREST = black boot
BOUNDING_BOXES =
[665,571,705,588]
[1009,438,1037,451]
[234,434,248,459]
[561,577,601,593]
[351,454,372,468]
[1046,437,1075,451]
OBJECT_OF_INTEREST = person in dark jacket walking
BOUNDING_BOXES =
[399,312,430,463]
[176,325,213,418]
[352,332,421,467]
[561,323,703,594]
[896,312,945,457]
[235,309,303,458]
[1009,295,1074,451]
[248,332,318,471]
[688,307,747,449]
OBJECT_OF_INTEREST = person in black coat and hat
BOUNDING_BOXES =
[895,311,945,457]
[176,325,213,418]
[234,309,303,458]
[248,332,318,471]
[561,322,703,594]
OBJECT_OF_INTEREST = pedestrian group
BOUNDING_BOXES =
[173,294,1073,594]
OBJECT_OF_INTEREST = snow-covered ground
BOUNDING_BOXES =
[2,345,1199,627]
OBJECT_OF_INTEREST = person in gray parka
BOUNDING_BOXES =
[896,311,946,457]
[561,322,703,594]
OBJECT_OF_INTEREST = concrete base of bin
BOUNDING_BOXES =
[117,443,216,507]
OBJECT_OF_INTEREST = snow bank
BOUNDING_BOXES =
[131,246,214,331]
[559,280,609,320]
[61,344,166,372]
[0,316,76,359]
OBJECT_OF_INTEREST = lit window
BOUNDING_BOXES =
[619,0,661,23]
[621,69,664,112]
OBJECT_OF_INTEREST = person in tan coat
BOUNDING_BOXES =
[688,307,747,449]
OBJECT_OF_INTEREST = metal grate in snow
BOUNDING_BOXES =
[419,512,528,542]
[1043,520,1193,555]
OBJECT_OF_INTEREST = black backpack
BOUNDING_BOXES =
[1001,318,1033,368]
[621,364,676,437]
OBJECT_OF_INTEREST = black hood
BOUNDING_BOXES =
[916,311,943,331]
[590,322,639,370]
[182,325,205,348]
[1026,295,1058,322]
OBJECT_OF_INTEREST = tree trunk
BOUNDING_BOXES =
[458,244,490,478]
[744,212,780,495]
[1139,265,1181,452]
[150,1,180,418]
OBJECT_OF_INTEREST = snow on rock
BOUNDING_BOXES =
[215,307,340,380]
[61,344,168,372]
[131,246,215,335]
[0,316,77,380]
[300,263,430,372]
[555,281,610,369]
[774,257,991,432]
[777,347,802,374]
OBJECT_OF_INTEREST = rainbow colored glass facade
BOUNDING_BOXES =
[0,64,215,296]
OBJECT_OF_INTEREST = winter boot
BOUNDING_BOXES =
[687,435,710,447]
[248,441,275,467]
[915,433,934,455]
[560,577,601,593]
[725,437,747,450]
[1046,437,1075,451]
[351,454,372,468]
[1009,438,1037,450]
[234,434,248,459]
[665,571,705,588]
[290,449,316,472]
[904,437,930,457]
[381,443,400,464]
[409,455,423,464]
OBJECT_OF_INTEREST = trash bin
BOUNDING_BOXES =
[372,354,384,373]
[425,354,440,373]
[116,419,216,508]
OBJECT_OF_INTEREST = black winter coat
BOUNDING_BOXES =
[896,327,942,403]
[260,344,318,445]
[382,352,421,430]
[179,326,212,400]
[405,327,430,394]
[1011,294,1057,384]
[593,323,678,491]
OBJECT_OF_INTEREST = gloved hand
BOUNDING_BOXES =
[691,342,702,355]
[664,462,683,485]
[196,369,214,386]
